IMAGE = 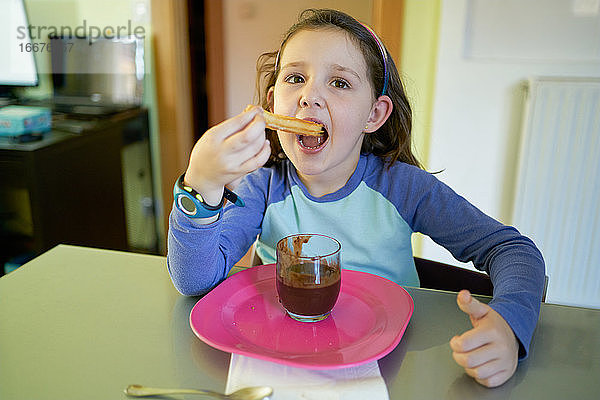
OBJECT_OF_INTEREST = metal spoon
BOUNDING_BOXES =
[124,384,273,399]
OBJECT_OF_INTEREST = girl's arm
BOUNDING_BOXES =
[405,169,545,358]
[166,106,271,296]
[167,169,269,295]
[402,168,544,387]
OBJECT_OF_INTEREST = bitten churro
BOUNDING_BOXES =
[245,105,324,136]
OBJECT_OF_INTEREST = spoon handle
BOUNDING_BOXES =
[125,385,224,397]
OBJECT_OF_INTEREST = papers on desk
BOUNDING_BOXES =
[226,354,389,400]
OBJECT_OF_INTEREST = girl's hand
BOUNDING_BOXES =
[184,106,271,205]
[450,290,519,388]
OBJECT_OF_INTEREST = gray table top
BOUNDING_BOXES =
[1,245,598,399]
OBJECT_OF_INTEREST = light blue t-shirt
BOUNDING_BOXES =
[255,170,417,286]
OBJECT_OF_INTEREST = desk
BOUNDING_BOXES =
[1,245,598,399]
[0,108,155,269]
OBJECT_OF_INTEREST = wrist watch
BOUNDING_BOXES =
[173,174,245,219]
[173,174,224,218]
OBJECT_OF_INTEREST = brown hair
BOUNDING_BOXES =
[256,8,422,169]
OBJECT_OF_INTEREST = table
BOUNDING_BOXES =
[1,245,598,399]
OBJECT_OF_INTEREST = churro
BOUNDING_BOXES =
[245,105,324,136]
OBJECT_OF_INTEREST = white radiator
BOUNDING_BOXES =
[513,77,600,309]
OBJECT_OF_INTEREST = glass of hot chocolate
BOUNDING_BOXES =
[276,234,341,322]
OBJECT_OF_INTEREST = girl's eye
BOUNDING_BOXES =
[284,74,304,84]
[331,79,350,89]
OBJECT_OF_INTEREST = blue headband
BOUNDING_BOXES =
[358,22,389,96]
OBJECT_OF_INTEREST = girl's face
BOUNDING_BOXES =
[271,28,384,196]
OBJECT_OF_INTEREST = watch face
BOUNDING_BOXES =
[178,195,197,215]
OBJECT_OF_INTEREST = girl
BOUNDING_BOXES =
[168,9,545,388]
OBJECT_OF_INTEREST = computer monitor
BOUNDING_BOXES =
[50,36,144,107]
[0,0,39,99]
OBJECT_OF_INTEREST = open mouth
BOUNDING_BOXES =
[297,119,328,150]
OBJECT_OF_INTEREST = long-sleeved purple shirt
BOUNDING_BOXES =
[168,153,545,358]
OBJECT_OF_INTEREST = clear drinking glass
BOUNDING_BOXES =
[276,234,341,322]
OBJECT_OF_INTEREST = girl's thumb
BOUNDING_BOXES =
[456,290,489,319]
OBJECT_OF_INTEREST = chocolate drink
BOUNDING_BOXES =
[276,263,341,316]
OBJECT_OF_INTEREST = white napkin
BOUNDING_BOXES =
[225,354,389,400]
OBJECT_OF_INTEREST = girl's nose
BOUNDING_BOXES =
[300,86,324,108]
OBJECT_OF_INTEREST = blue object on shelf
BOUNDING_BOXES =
[0,106,52,136]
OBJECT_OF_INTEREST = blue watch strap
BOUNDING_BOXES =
[173,174,224,219]
[223,187,245,207]
[173,174,245,219]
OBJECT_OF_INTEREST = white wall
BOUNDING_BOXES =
[422,0,600,269]
[222,0,373,118]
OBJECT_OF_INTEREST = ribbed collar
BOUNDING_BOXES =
[288,154,368,202]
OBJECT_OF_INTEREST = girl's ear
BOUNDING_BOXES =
[365,95,393,133]
[266,87,275,112]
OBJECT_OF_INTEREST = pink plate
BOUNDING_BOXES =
[189,264,414,369]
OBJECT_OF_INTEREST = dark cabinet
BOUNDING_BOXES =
[0,108,157,273]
